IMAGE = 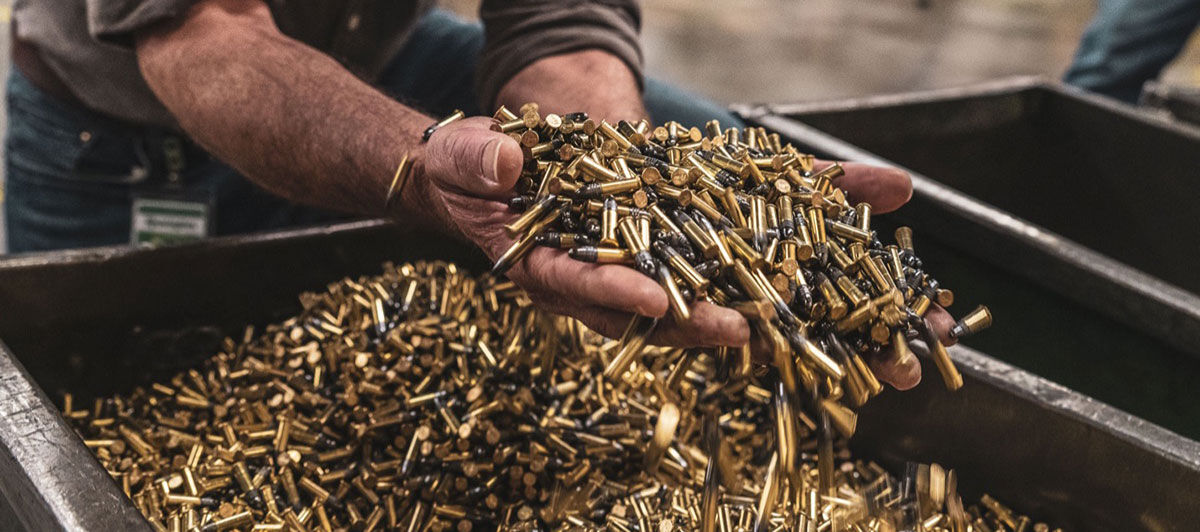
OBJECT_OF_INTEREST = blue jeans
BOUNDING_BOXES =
[1064,0,1200,103]
[4,9,741,254]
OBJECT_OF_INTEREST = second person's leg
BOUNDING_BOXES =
[1064,0,1200,103]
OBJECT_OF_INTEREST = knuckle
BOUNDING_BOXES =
[447,134,476,177]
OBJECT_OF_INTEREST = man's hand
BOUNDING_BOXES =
[824,161,958,390]
[407,120,954,391]
[486,50,754,345]
[403,117,749,347]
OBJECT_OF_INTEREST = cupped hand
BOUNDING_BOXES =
[410,121,951,390]
[410,118,748,347]
[817,161,957,390]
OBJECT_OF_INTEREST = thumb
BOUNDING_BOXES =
[426,117,524,199]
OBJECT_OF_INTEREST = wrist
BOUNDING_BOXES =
[385,144,467,240]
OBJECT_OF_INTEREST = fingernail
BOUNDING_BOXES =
[482,138,501,187]
[637,307,663,318]
[637,304,667,318]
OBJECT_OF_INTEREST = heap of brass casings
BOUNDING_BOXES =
[489,103,991,417]
[64,261,1034,531]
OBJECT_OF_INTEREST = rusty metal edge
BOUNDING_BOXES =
[0,218,397,269]
[740,76,1200,140]
[0,338,154,532]
[0,219,402,532]
[947,343,1200,471]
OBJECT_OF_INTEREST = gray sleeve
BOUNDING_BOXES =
[85,0,197,46]
[477,0,643,111]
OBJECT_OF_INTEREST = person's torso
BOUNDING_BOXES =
[13,0,431,127]
[269,0,425,80]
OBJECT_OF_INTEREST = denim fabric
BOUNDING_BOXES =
[4,70,343,253]
[4,8,741,253]
[1064,0,1200,103]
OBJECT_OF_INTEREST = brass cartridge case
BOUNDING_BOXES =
[691,192,729,226]
[815,274,848,320]
[567,246,635,265]
[920,317,963,391]
[831,269,869,307]
[491,209,559,275]
[654,183,694,206]
[423,109,464,141]
[645,402,680,474]
[895,226,915,252]
[950,305,993,339]
[603,316,658,379]
[827,220,872,244]
[859,255,895,292]
[723,227,766,269]
[806,207,826,245]
[504,195,558,237]
[600,197,619,246]
[578,156,621,182]
[580,177,642,199]
[654,241,710,293]
[856,202,872,232]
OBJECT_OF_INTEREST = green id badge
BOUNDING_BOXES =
[130,193,213,247]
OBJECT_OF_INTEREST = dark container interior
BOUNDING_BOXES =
[756,82,1200,295]
[0,221,1198,531]
[737,80,1200,440]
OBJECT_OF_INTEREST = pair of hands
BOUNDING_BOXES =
[401,116,956,390]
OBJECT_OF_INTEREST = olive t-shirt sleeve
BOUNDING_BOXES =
[477,0,643,111]
[85,0,197,46]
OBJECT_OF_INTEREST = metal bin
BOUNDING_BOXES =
[0,221,1197,531]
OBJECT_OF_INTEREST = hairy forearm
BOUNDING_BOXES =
[137,1,430,220]
[495,50,645,122]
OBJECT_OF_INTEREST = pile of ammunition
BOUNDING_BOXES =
[63,262,1037,531]
[487,105,991,408]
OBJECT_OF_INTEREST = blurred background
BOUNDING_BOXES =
[1,0,1199,251]
[444,0,1200,102]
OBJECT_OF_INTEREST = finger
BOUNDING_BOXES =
[564,301,751,349]
[647,301,751,348]
[925,305,957,346]
[557,304,634,340]
[433,192,522,252]
[816,160,912,213]
[425,117,524,199]
[868,350,922,390]
[511,247,669,318]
